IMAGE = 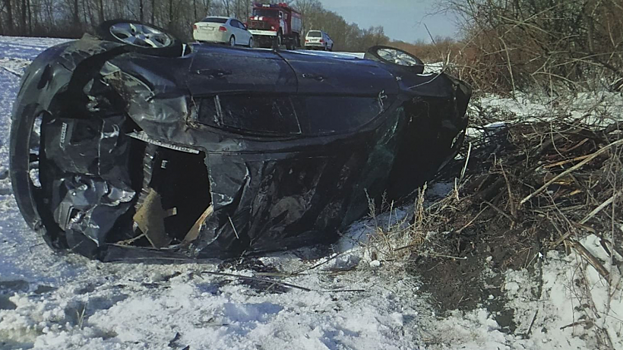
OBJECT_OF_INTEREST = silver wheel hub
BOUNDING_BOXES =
[109,23,173,49]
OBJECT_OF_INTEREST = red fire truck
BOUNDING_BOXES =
[248,3,302,49]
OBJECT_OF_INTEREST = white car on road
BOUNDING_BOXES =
[304,30,333,51]
[193,17,254,47]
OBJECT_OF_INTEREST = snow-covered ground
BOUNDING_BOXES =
[1,36,621,350]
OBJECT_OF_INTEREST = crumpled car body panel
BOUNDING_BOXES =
[10,34,471,261]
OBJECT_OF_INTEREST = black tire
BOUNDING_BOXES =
[9,110,42,231]
[272,30,283,50]
[248,37,253,48]
[9,110,64,248]
[229,36,236,46]
[365,45,424,74]
[277,30,283,47]
[96,19,185,57]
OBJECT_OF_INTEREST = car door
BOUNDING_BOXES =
[232,19,249,46]
[238,20,252,45]
[228,19,239,45]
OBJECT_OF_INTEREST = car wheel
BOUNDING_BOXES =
[365,45,424,73]
[96,19,185,57]
[248,37,253,48]
[9,110,65,249]
[229,36,236,46]
[10,111,43,231]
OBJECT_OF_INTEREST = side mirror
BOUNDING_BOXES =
[244,23,248,29]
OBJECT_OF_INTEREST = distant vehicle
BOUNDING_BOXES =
[248,2,302,49]
[304,30,333,51]
[193,16,253,47]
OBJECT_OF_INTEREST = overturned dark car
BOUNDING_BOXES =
[10,21,471,261]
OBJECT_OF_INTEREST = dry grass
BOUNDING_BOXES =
[437,0,623,94]
[420,114,623,252]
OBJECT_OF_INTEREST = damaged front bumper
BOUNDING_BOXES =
[10,34,471,261]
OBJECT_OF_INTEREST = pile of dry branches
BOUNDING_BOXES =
[414,116,623,270]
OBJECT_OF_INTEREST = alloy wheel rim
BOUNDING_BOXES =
[109,23,173,48]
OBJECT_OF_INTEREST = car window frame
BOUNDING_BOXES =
[197,94,303,137]
[202,17,228,24]
[292,95,387,136]
[306,30,322,38]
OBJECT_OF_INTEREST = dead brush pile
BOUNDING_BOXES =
[402,114,623,312]
[419,117,623,268]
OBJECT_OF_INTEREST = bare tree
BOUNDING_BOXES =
[4,0,14,34]
[0,0,389,49]
[439,0,623,92]
[72,0,79,30]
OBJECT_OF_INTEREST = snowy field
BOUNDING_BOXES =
[1,36,622,350]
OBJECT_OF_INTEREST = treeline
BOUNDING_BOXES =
[0,0,389,51]
[295,0,388,51]
[0,0,255,39]
[441,0,623,93]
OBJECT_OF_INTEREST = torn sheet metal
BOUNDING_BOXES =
[10,32,471,261]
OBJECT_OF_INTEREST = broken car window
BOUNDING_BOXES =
[294,96,383,135]
[198,95,301,136]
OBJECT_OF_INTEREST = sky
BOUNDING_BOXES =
[317,0,460,43]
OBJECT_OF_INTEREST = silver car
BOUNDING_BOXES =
[304,30,333,51]
[193,16,254,47]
